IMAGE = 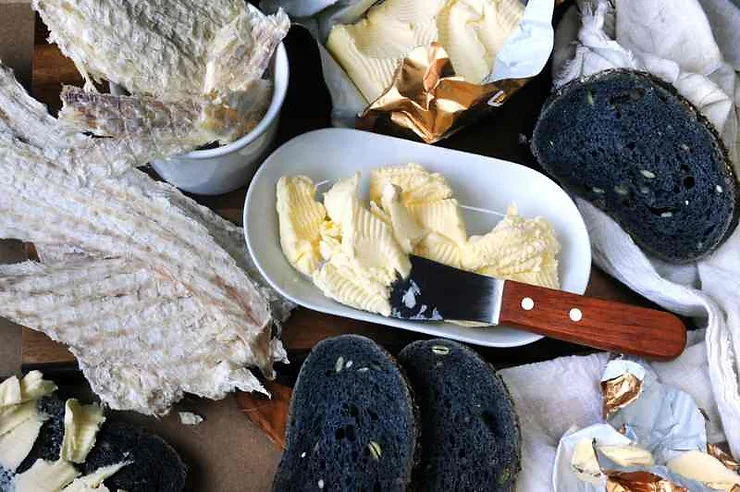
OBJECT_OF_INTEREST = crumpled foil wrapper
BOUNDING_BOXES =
[554,359,740,492]
[601,358,647,418]
[262,0,556,143]
[709,444,740,473]
[356,43,530,143]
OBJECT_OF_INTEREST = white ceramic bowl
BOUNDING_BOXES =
[149,44,289,195]
[245,128,592,348]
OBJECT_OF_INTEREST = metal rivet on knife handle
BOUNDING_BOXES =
[520,297,535,311]
[569,308,583,322]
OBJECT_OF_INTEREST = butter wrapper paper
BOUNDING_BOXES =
[262,0,555,143]
[553,358,740,492]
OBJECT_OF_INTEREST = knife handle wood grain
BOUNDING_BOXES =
[499,280,687,360]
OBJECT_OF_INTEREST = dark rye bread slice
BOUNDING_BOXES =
[273,335,417,492]
[531,69,738,263]
[80,421,187,491]
[398,339,520,492]
[16,396,186,491]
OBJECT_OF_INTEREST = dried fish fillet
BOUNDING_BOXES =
[36,0,289,146]
[0,65,205,182]
[0,63,294,415]
[59,87,205,142]
[34,0,250,97]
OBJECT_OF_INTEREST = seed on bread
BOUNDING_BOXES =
[431,345,450,355]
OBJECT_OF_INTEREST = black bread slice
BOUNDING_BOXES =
[273,335,417,492]
[16,396,186,491]
[80,421,187,492]
[531,69,738,263]
[398,339,520,492]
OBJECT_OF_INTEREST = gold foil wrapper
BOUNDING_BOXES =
[602,373,643,417]
[357,43,528,144]
[709,443,740,473]
[605,471,687,492]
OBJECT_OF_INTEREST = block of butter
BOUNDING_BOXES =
[276,163,560,317]
[326,0,525,102]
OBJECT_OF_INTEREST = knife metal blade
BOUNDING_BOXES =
[388,255,504,323]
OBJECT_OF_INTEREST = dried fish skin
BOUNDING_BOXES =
[0,63,85,150]
[35,0,289,146]
[0,156,285,413]
[60,81,274,146]
[34,0,289,99]
[121,172,296,323]
[33,0,246,97]
[0,64,194,182]
[0,62,293,415]
[0,259,282,415]
[59,86,216,152]
[204,8,290,93]
[59,86,204,140]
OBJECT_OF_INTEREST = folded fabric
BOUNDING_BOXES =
[551,0,740,461]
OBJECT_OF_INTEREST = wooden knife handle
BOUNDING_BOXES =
[498,280,687,361]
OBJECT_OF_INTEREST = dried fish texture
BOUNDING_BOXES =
[0,63,293,415]
[36,0,289,145]
[59,87,206,143]
[35,0,247,97]
[0,65,203,182]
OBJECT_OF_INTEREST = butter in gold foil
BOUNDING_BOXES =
[358,42,528,143]
[321,0,552,143]
[554,358,740,491]
[600,358,646,418]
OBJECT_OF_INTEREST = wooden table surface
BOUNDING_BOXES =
[25,11,672,445]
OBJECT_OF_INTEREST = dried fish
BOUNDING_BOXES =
[35,0,289,147]
[34,0,252,97]
[0,63,294,415]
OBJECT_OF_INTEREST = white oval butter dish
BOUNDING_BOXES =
[244,128,591,348]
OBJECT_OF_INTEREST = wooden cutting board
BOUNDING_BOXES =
[21,15,682,449]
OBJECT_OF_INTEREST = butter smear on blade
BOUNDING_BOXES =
[326,0,525,102]
[276,163,560,318]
